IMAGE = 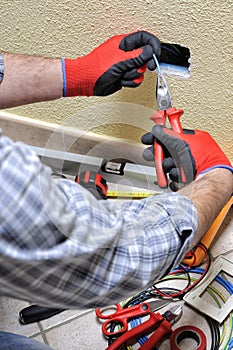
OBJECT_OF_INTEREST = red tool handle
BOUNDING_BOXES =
[95,303,122,320]
[106,312,165,350]
[150,110,168,188]
[166,108,187,184]
[96,302,151,337]
[166,108,183,133]
[140,320,172,350]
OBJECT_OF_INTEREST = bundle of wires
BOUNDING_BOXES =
[107,245,233,350]
[161,267,233,350]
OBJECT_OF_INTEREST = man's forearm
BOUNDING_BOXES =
[0,53,63,108]
[179,168,233,244]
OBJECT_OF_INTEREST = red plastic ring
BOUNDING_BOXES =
[170,325,207,350]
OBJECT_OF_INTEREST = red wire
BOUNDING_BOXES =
[152,243,210,298]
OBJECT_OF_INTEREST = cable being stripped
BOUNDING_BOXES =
[153,53,173,113]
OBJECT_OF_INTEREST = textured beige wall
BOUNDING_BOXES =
[1,0,232,159]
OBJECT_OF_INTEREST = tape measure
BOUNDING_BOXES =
[170,326,207,350]
[75,171,108,200]
[76,171,159,200]
[107,191,159,199]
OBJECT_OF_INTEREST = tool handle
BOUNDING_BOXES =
[106,312,163,350]
[96,303,128,337]
[167,108,184,133]
[95,303,122,320]
[140,320,172,350]
[97,303,151,337]
[102,317,128,337]
[153,142,168,188]
[150,110,168,188]
[166,108,187,184]
[19,305,65,324]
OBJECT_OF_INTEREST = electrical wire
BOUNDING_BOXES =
[152,243,211,299]
[162,269,233,350]
[206,317,220,350]
[123,262,191,308]
[164,275,223,349]
[228,338,233,350]
[108,246,209,348]
[121,266,232,349]
[106,247,232,349]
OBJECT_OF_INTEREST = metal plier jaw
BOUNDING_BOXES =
[150,66,186,188]
[163,305,182,324]
[156,73,172,111]
[106,305,182,350]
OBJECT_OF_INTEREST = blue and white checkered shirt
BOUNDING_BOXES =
[0,131,198,309]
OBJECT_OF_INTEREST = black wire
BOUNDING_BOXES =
[206,316,220,350]
[123,285,184,309]
[123,264,192,308]
[149,287,182,299]
[151,244,212,299]
[125,245,210,307]
[123,290,152,308]
[107,322,122,346]
[177,263,192,288]
[107,245,212,347]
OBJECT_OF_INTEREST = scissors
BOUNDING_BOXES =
[97,303,182,350]
[150,54,186,188]
[95,299,170,338]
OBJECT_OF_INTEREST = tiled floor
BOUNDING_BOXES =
[1,206,232,349]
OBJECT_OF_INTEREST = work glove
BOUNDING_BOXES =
[62,31,160,97]
[141,126,233,189]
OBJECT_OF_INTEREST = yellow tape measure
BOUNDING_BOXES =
[107,191,159,199]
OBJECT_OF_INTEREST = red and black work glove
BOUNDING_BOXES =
[62,31,160,97]
[141,125,233,189]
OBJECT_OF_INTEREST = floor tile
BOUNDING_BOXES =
[45,311,106,350]
[40,308,92,331]
[31,334,47,343]
[0,297,41,337]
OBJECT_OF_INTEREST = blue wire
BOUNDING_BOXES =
[172,266,233,348]
[129,266,233,348]
[153,53,161,74]
[173,267,233,294]
[228,337,233,349]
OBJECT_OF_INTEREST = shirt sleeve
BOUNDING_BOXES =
[0,132,198,309]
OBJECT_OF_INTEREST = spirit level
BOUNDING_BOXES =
[31,145,164,192]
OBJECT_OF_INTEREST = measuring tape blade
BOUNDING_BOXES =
[107,191,159,199]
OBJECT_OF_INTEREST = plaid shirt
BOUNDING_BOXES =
[0,131,198,309]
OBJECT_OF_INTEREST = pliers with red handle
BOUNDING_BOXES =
[150,61,186,188]
[105,305,182,350]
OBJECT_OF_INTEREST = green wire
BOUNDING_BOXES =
[120,275,233,349]
[160,274,233,349]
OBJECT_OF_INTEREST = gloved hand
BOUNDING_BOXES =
[141,125,233,188]
[62,31,160,97]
